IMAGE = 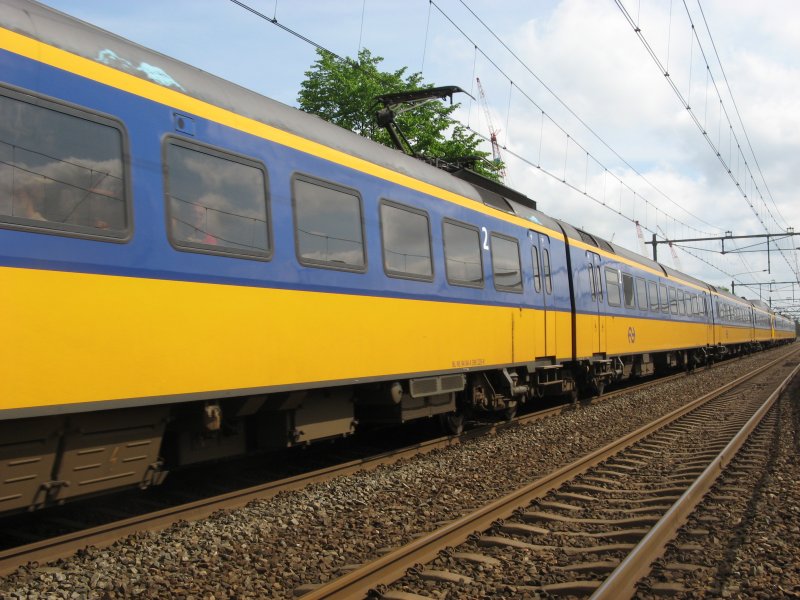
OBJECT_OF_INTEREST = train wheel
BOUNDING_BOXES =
[439,410,464,436]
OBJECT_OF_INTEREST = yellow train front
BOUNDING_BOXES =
[1,1,795,515]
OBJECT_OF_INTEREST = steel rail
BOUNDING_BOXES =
[299,348,799,599]
[592,357,800,599]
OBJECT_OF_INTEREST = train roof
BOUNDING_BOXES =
[4,0,542,222]
[712,287,755,305]
[660,265,711,290]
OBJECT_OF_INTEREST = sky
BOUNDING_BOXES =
[37,0,800,315]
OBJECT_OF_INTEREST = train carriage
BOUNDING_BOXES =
[711,290,758,353]
[0,0,794,515]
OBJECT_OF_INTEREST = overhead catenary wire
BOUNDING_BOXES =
[613,0,798,280]
[227,0,791,290]
[230,0,719,249]
[433,0,753,282]
[455,0,721,235]
[228,0,344,60]
[429,0,717,247]
[695,0,789,230]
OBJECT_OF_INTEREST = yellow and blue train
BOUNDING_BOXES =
[0,0,795,514]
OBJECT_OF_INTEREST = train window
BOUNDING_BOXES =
[595,266,602,301]
[635,277,648,310]
[648,281,659,311]
[443,220,483,287]
[490,233,523,292]
[668,287,678,314]
[166,139,270,258]
[622,273,635,308]
[605,267,622,307]
[380,200,432,281]
[691,295,698,315]
[543,249,553,294]
[531,246,542,292]
[678,290,686,315]
[660,283,669,313]
[293,174,365,271]
[588,264,596,300]
[0,89,129,239]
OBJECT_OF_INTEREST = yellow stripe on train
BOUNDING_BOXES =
[1,266,569,412]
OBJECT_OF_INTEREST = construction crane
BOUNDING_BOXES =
[475,77,507,182]
[657,226,683,271]
[634,221,647,256]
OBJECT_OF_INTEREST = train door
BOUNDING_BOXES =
[705,294,716,346]
[587,252,604,355]
[530,232,556,358]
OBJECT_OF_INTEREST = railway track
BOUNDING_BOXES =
[296,348,800,599]
[0,348,792,584]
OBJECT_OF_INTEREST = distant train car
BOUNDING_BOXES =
[751,299,775,347]
[0,0,794,515]
[774,312,796,343]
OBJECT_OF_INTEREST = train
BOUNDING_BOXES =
[0,0,795,515]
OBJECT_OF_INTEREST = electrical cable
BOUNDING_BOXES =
[615,0,797,280]
[695,0,789,230]
[456,0,721,234]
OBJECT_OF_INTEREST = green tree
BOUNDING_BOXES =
[298,48,500,180]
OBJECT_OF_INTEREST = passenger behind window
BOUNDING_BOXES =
[82,177,125,230]
[9,170,126,231]
[12,172,46,221]
[49,174,125,231]
[172,200,219,245]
